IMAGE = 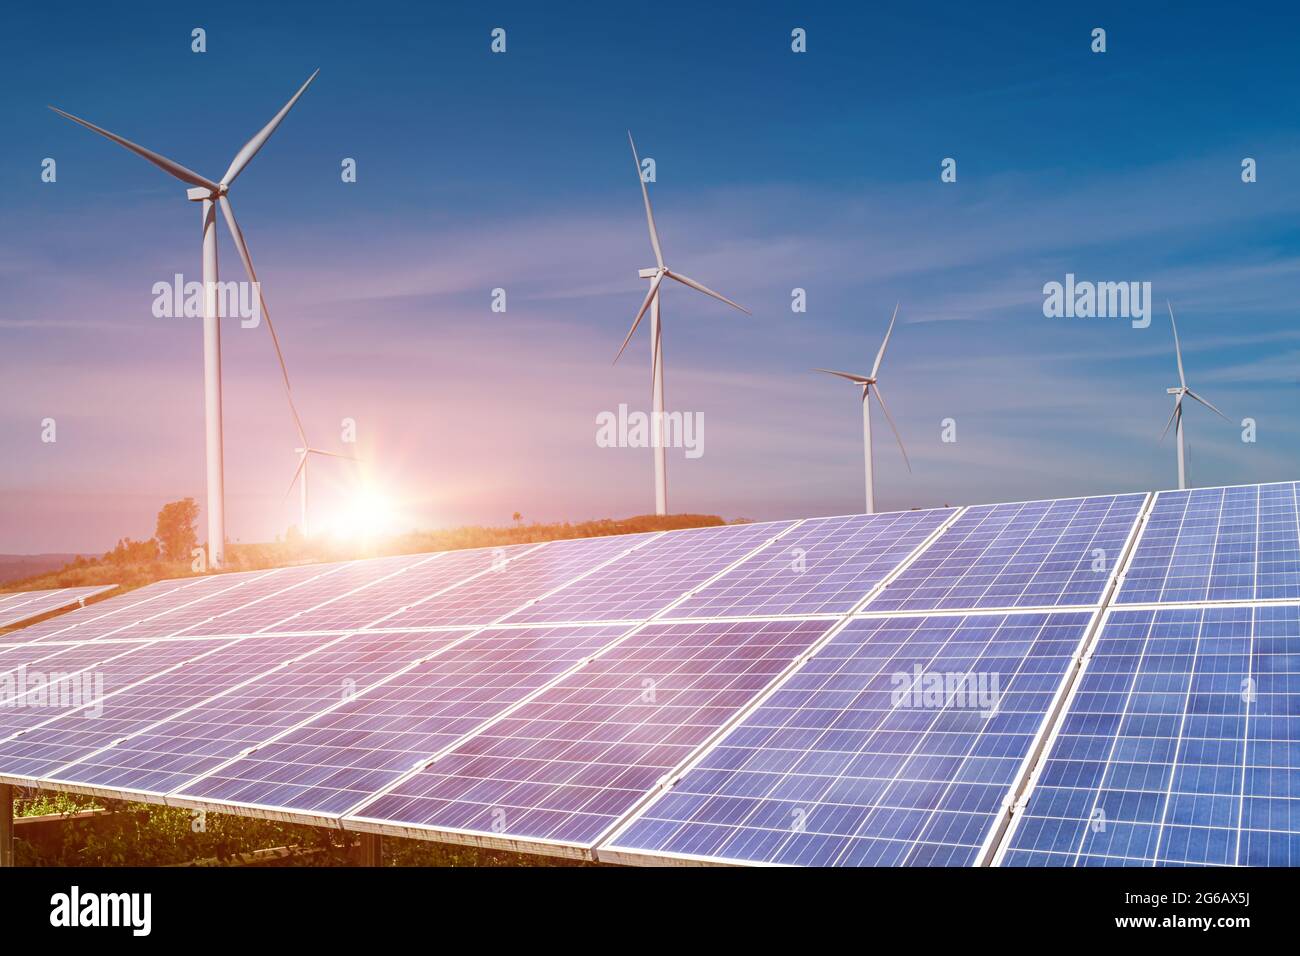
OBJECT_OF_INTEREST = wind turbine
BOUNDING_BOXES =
[814,303,911,514]
[1161,302,1230,490]
[614,132,749,515]
[286,441,359,537]
[50,71,320,567]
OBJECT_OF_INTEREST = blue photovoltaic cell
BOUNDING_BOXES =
[39,629,474,795]
[1001,604,1300,867]
[374,534,656,629]
[1116,482,1300,605]
[283,546,535,632]
[0,634,333,780]
[169,552,432,635]
[605,612,1090,866]
[0,640,227,764]
[865,494,1146,612]
[499,521,795,624]
[348,618,833,848]
[0,586,117,629]
[173,624,638,817]
[667,510,953,619]
[123,564,342,639]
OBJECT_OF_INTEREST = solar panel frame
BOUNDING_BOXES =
[341,616,839,858]
[1115,481,1300,606]
[496,520,799,625]
[597,609,1100,867]
[33,628,479,803]
[164,623,645,829]
[993,601,1300,867]
[660,509,958,621]
[0,586,118,629]
[863,493,1148,614]
[366,533,663,630]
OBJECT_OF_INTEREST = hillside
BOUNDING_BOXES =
[0,554,89,586]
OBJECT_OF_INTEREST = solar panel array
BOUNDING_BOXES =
[2,482,1298,867]
[0,585,117,629]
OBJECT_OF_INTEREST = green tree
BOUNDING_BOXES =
[155,498,200,562]
[105,537,159,565]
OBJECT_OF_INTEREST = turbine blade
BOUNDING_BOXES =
[218,195,307,447]
[47,106,219,191]
[813,368,872,385]
[614,272,664,365]
[627,131,664,270]
[664,270,749,315]
[221,69,319,187]
[1186,388,1231,423]
[871,384,911,473]
[284,452,308,502]
[1167,301,1186,388]
[309,448,361,462]
[1159,393,1184,444]
[871,302,900,379]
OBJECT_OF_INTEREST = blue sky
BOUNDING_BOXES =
[2,1,1298,552]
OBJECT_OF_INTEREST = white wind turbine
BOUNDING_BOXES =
[286,441,360,537]
[1161,301,1230,490]
[614,131,750,515]
[814,304,911,514]
[50,70,320,568]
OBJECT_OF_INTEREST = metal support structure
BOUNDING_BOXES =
[1,783,14,867]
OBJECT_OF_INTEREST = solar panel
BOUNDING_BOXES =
[865,494,1146,612]
[998,603,1300,867]
[1116,482,1300,605]
[373,533,659,629]
[159,552,433,636]
[8,578,214,643]
[601,611,1092,866]
[283,545,535,632]
[0,639,230,766]
[0,586,118,629]
[346,617,833,854]
[0,633,339,782]
[31,629,474,797]
[499,521,796,625]
[170,624,640,820]
[665,510,954,619]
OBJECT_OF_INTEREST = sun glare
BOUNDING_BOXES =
[324,488,399,541]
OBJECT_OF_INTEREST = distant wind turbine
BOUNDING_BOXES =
[1161,302,1230,490]
[614,131,750,515]
[815,304,911,514]
[49,70,320,567]
[286,441,359,537]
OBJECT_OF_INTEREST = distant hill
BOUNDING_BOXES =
[0,554,89,587]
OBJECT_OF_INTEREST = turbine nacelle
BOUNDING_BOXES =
[186,184,229,201]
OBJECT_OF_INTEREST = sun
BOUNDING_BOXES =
[325,488,399,541]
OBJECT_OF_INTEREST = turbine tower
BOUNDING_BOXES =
[50,71,320,567]
[614,132,749,515]
[815,304,911,514]
[1161,302,1230,490]
[287,442,359,537]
